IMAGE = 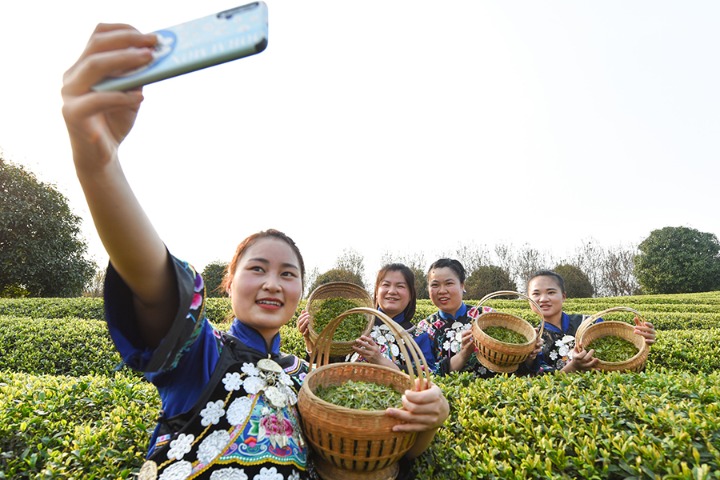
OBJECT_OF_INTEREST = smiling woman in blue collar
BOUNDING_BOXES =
[349,263,418,369]
[413,258,500,378]
[526,270,656,374]
[63,22,450,480]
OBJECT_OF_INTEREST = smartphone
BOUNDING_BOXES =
[92,1,268,91]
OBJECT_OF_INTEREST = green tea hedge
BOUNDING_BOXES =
[0,317,121,377]
[0,316,308,377]
[4,318,719,378]
[2,370,718,479]
[0,371,158,479]
[2,293,720,479]
[418,371,720,479]
[0,298,104,320]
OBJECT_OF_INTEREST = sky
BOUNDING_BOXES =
[1,1,719,286]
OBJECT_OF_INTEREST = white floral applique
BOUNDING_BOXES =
[553,335,576,367]
[243,376,265,395]
[288,471,301,480]
[158,460,192,480]
[167,433,194,460]
[443,321,470,353]
[370,324,407,362]
[226,396,254,426]
[222,372,243,391]
[253,466,283,480]
[197,430,231,464]
[210,467,248,480]
[200,400,226,426]
[241,362,260,377]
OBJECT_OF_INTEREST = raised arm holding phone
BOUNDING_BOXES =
[62,12,448,480]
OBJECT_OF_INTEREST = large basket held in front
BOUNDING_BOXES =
[298,307,430,480]
[471,290,545,373]
[306,282,374,357]
[574,306,649,372]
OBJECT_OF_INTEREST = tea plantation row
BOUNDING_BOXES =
[1,293,720,479]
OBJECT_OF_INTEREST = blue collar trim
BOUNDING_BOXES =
[378,307,406,324]
[438,302,468,321]
[229,319,281,355]
[544,312,570,334]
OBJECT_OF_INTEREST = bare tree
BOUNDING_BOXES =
[493,243,516,283]
[515,244,551,292]
[83,267,106,298]
[304,266,320,298]
[601,244,640,296]
[335,248,366,281]
[571,238,606,297]
[452,242,491,275]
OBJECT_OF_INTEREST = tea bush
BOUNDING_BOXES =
[0,371,158,479]
[0,316,308,376]
[0,317,121,376]
[2,320,719,379]
[0,298,105,320]
[421,371,720,479]
[2,370,718,479]
[2,293,720,479]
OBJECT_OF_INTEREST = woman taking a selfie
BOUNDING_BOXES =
[62,23,449,479]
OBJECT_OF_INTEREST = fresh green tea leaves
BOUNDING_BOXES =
[483,326,528,344]
[313,297,368,341]
[315,380,403,410]
[587,336,639,362]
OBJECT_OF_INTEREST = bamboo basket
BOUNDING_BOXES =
[298,307,430,480]
[574,306,649,372]
[306,282,374,357]
[471,290,545,373]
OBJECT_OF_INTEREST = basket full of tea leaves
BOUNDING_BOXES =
[586,335,639,362]
[483,326,529,345]
[298,308,431,480]
[471,291,544,373]
[313,298,369,341]
[315,379,403,411]
[575,306,649,372]
[306,282,373,357]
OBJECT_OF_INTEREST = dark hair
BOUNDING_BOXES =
[374,263,417,321]
[527,269,565,294]
[427,258,466,284]
[221,229,306,292]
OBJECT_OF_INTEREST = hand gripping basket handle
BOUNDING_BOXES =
[475,290,546,338]
[309,307,431,391]
[575,306,645,351]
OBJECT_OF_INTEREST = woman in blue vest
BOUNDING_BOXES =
[61,23,449,480]
[526,269,656,374]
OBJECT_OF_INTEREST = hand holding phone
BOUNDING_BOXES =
[92,1,268,91]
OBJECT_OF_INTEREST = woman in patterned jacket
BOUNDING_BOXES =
[526,270,656,374]
[62,23,449,480]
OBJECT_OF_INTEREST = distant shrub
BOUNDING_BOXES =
[0,316,121,376]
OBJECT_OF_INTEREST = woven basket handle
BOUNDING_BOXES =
[308,307,431,391]
[575,306,645,351]
[475,290,546,338]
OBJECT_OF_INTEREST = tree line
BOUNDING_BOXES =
[3,156,720,298]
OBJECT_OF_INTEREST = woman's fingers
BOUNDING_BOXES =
[385,384,449,432]
[634,321,656,345]
[64,47,155,95]
[353,336,381,361]
[297,311,310,336]
[62,90,143,125]
[64,24,156,95]
[80,24,157,58]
